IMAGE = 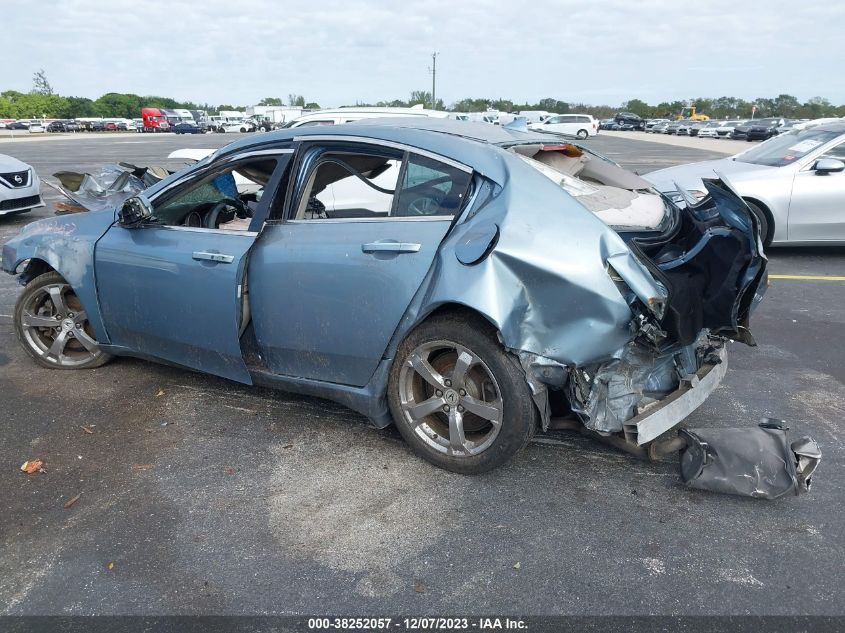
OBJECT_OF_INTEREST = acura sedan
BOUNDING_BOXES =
[2,120,766,473]
[646,122,845,245]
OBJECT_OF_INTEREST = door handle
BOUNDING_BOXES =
[361,241,421,254]
[192,251,235,263]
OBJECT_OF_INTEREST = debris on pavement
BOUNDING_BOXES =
[63,494,81,508]
[414,581,426,593]
[80,425,94,434]
[20,459,45,474]
[680,420,822,499]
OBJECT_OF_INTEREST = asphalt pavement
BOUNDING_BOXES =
[0,132,843,616]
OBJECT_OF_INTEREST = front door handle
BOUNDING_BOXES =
[192,251,235,263]
[361,241,421,254]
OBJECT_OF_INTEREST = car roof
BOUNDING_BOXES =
[216,118,579,184]
[810,122,845,133]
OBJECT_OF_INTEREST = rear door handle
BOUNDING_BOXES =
[361,241,421,254]
[192,251,235,263]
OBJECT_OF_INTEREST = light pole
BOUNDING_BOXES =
[429,52,439,109]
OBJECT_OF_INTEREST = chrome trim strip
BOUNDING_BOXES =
[281,217,452,225]
[291,135,472,173]
[140,224,258,236]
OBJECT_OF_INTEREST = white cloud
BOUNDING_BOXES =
[2,0,843,106]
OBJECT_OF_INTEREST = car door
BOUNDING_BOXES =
[247,140,473,387]
[788,140,845,241]
[94,149,293,382]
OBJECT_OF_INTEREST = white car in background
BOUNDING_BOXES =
[714,120,745,138]
[284,107,450,128]
[696,121,724,138]
[0,154,44,216]
[216,120,256,133]
[529,114,598,138]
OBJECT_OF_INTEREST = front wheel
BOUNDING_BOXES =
[14,271,112,369]
[388,315,538,474]
[743,199,772,247]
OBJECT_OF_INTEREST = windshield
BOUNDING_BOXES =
[734,129,841,167]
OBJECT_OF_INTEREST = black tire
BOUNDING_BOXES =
[743,199,772,247]
[388,314,538,474]
[14,271,112,370]
[576,129,589,139]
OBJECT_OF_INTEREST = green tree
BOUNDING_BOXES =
[304,102,320,110]
[772,94,801,117]
[64,97,97,118]
[93,93,143,118]
[31,69,53,95]
[288,94,305,107]
[621,99,652,117]
[259,97,283,106]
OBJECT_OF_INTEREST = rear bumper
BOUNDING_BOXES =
[623,344,728,445]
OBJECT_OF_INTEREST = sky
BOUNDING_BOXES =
[2,0,844,107]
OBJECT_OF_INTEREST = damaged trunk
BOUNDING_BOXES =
[628,178,768,347]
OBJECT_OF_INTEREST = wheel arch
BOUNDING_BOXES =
[388,301,550,426]
[17,257,57,284]
[741,196,775,245]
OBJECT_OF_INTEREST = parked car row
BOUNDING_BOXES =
[641,116,844,141]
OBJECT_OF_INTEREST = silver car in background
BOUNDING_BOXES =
[646,123,845,245]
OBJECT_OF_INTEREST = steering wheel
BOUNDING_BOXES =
[203,198,246,229]
[403,184,447,216]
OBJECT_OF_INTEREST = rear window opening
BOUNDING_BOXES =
[509,144,672,232]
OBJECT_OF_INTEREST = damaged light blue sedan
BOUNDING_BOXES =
[2,120,767,474]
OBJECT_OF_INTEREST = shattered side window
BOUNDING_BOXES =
[151,159,277,229]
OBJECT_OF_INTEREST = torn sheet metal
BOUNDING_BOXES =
[515,350,568,431]
[47,163,170,212]
[679,421,821,499]
[568,334,708,434]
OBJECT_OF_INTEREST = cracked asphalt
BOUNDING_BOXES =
[0,132,843,616]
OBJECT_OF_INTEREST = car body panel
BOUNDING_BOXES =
[1,210,115,341]
[94,224,257,382]
[248,219,454,386]
[788,165,845,240]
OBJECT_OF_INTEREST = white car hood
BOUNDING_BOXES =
[0,153,32,172]
[644,158,774,193]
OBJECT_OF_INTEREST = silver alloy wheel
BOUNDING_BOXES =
[398,340,504,456]
[19,282,102,367]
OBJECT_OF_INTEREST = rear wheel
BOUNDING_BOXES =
[388,315,537,474]
[14,272,112,369]
[577,129,589,139]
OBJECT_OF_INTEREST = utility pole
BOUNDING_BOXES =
[429,52,439,109]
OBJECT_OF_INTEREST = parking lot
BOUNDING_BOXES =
[1,132,843,616]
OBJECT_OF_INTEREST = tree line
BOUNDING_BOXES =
[3,71,843,121]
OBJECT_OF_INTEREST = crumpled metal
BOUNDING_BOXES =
[679,420,822,499]
[569,336,704,434]
[47,163,169,212]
